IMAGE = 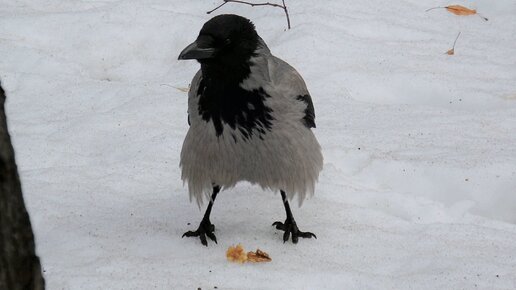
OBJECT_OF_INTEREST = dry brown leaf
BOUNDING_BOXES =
[226,244,247,263]
[247,249,272,263]
[446,48,454,55]
[445,5,477,16]
[426,5,488,21]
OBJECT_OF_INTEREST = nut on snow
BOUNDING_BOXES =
[226,244,248,263]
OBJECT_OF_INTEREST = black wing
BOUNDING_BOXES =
[296,94,316,128]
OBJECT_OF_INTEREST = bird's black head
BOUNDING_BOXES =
[178,15,259,83]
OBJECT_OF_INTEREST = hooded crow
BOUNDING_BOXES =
[178,14,323,246]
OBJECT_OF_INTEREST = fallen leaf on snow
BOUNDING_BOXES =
[445,5,477,16]
[426,5,488,21]
[247,249,272,263]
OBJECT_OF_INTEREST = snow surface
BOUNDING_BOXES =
[1,0,516,289]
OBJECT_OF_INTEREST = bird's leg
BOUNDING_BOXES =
[182,186,220,246]
[272,190,317,243]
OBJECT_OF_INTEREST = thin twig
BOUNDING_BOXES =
[425,6,445,12]
[207,2,228,14]
[445,32,461,55]
[477,13,489,21]
[281,0,291,30]
[451,31,461,50]
[207,0,291,29]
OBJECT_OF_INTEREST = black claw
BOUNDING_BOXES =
[200,232,207,246]
[273,221,286,231]
[273,220,316,244]
[182,231,196,238]
[292,233,299,244]
[283,230,290,243]
[300,231,317,239]
[182,219,217,246]
[206,230,218,244]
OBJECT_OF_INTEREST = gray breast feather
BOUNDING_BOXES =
[187,70,202,125]
[269,56,316,128]
[244,53,316,128]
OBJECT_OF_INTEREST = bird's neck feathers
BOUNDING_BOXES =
[200,58,253,89]
[200,39,269,89]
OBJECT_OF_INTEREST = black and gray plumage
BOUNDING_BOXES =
[178,14,323,246]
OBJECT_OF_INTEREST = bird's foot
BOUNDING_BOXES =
[272,219,317,244]
[182,219,217,246]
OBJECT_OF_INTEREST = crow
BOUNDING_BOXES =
[178,14,323,246]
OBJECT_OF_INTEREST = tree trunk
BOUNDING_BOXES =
[0,83,45,290]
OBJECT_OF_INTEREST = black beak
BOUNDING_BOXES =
[178,41,216,60]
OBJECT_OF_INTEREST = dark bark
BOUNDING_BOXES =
[0,82,45,290]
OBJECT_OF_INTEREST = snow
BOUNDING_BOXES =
[1,0,516,289]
